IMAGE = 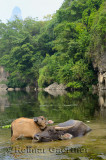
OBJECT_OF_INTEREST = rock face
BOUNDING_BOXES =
[98,53,106,73]
[93,52,106,91]
[0,66,8,90]
[98,72,106,90]
[98,90,106,108]
[93,52,106,108]
[0,66,8,82]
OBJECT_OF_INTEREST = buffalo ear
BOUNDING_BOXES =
[33,117,38,123]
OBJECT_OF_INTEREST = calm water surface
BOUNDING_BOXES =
[0,90,106,160]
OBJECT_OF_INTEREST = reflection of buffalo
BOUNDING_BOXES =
[11,116,53,141]
[34,120,92,142]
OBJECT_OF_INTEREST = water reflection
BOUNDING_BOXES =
[0,90,106,160]
[0,122,106,160]
[91,89,106,122]
[0,90,105,126]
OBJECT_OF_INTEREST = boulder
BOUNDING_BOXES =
[44,82,67,91]
[7,88,14,91]
[44,83,67,96]
[15,88,21,91]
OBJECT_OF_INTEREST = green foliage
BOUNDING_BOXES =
[0,0,105,89]
[67,81,83,89]
[88,1,106,64]
[0,18,47,88]
[2,125,11,129]
[71,60,94,84]
[38,0,104,88]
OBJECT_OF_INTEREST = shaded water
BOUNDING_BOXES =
[0,90,106,160]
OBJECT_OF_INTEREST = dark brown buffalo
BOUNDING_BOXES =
[34,120,92,142]
[11,116,53,141]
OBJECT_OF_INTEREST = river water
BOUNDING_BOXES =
[0,90,106,160]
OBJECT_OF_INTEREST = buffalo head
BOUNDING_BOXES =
[33,116,54,130]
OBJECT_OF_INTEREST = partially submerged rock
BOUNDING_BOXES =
[15,88,21,91]
[7,88,14,91]
[44,83,67,96]
[44,82,67,91]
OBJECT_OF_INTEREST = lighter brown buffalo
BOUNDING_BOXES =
[11,116,49,141]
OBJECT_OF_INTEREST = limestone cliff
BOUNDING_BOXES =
[0,66,8,90]
[0,66,9,112]
[97,52,106,91]
[93,52,106,108]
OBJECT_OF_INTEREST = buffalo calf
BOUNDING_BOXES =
[11,116,50,141]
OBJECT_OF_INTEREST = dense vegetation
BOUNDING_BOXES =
[0,0,105,89]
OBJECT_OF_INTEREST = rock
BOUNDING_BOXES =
[98,72,106,90]
[0,66,9,92]
[26,86,30,92]
[44,82,67,91]
[15,88,20,91]
[92,51,106,91]
[98,53,106,73]
[0,66,9,83]
[44,83,67,96]
[7,88,14,91]
[98,90,106,108]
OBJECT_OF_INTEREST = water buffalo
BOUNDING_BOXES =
[11,116,53,141]
[34,120,91,142]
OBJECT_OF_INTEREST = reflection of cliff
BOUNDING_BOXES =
[93,90,106,120]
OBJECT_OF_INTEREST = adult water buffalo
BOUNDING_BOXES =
[11,116,53,141]
[34,119,91,142]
